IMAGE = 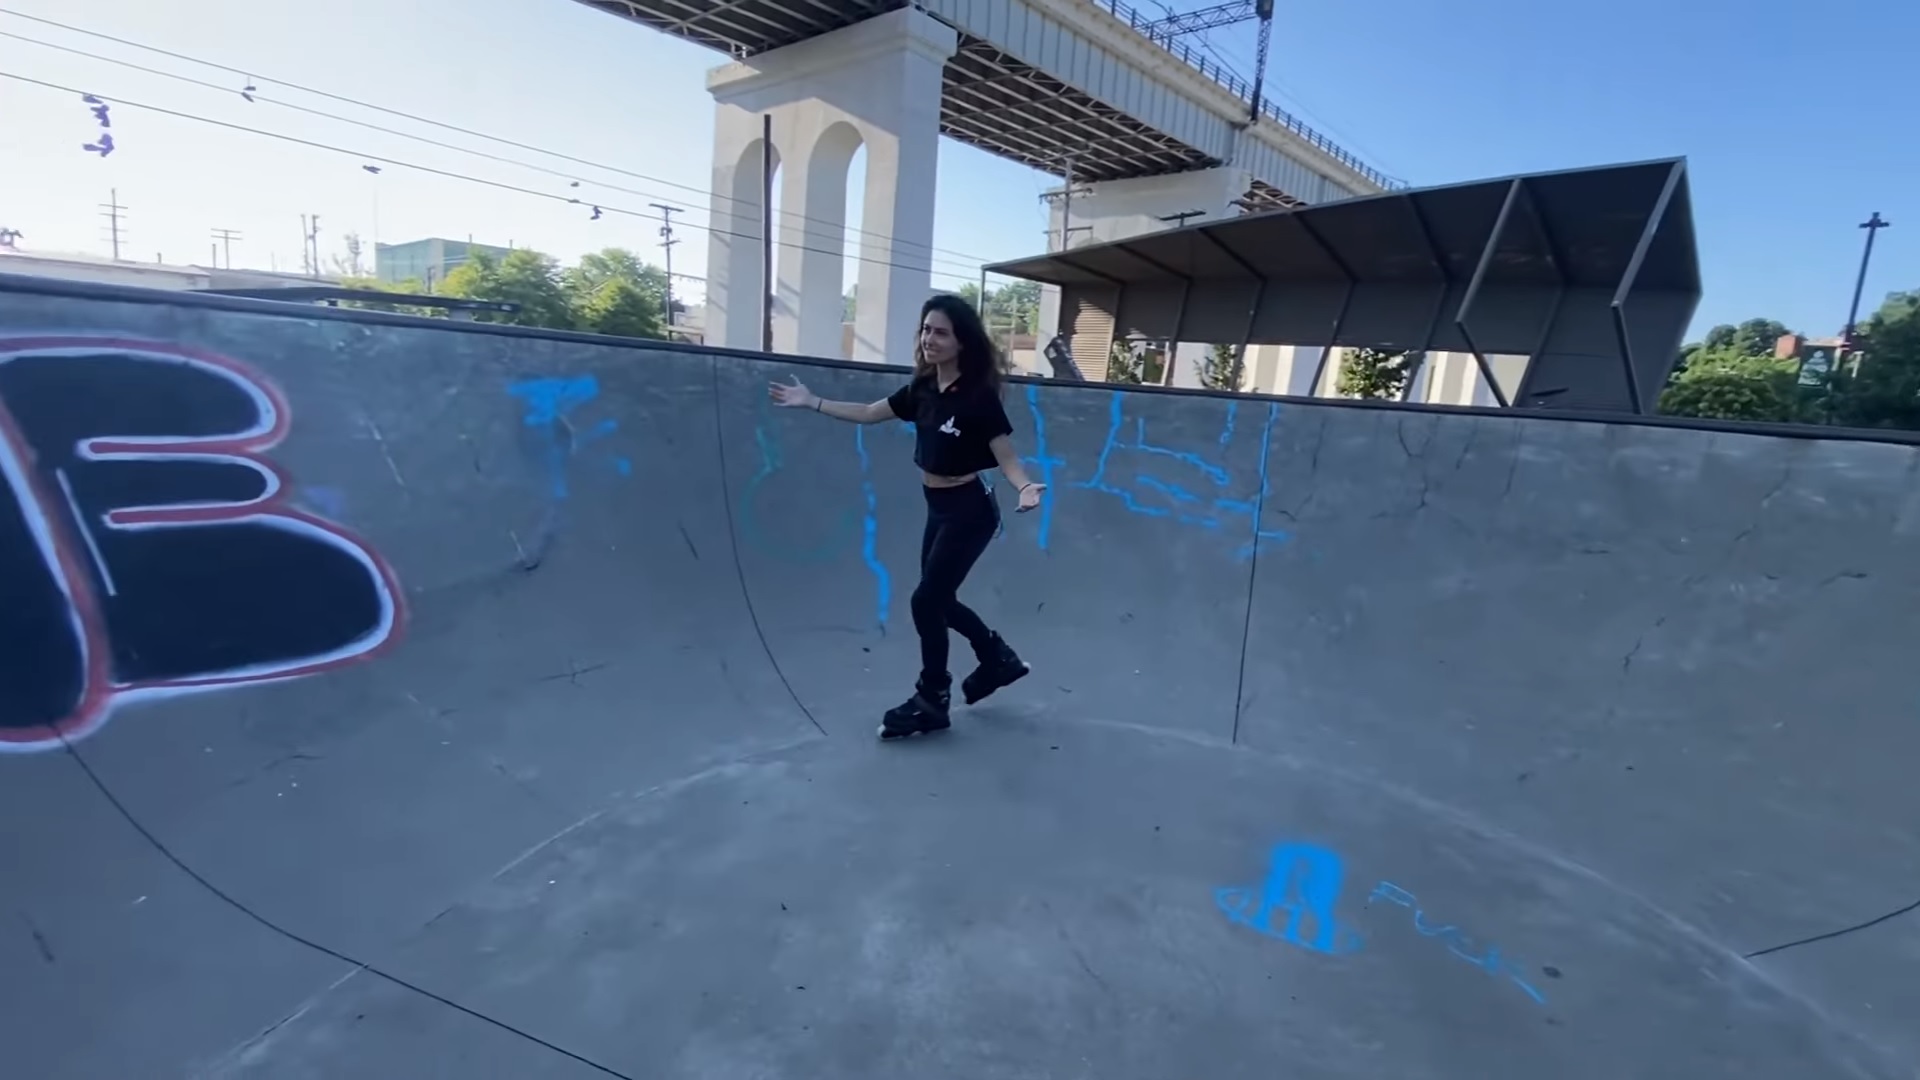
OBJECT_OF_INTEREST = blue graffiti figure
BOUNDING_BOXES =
[507,375,626,499]
[1368,881,1547,1005]
[1216,842,1364,955]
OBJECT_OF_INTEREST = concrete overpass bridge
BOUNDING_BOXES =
[575,0,1399,362]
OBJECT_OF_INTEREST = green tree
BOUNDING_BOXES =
[1657,347,1803,422]
[564,248,669,338]
[328,273,438,318]
[992,280,1041,334]
[1107,338,1165,384]
[441,249,576,330]
[575,277,662,338]
[1825,290,1920,431]
[1197,342,1245,391]
[1107,338,1146,384]
[1730,318,1791,358]
[1336,347,1411,399]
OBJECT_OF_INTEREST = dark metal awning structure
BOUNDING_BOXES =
[984,157,1702,413]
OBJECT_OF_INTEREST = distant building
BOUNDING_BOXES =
[0,248,329,292]
[375,237,514,289]
[1775,333,1846,385]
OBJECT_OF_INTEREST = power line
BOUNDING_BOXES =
[0,12,997,270]
[0,27,984,280]
[0,69,990,289]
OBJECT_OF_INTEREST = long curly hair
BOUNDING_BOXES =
[914,292,1008,392]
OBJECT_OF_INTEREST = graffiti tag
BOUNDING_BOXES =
[1368,881,1547,1005]
[0,338,402,750]
[1216,841,1365,955]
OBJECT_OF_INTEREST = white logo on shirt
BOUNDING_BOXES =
[939,417,960,437]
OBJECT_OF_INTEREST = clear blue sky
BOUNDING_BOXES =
[1,0,1913,341]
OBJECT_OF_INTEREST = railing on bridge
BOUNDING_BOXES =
[1093,0,1404,191]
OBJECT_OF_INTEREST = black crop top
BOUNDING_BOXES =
[887,373,1014,478]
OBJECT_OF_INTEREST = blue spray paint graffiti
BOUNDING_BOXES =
[1071,390,1290,560]
[507,376,628,498]
[1020,385,1065,551]
[738,412,895,630]
[739,418,856,562]
[1216,842,1364,955]
[853,424,892,632]
[1368,881,1547,1005]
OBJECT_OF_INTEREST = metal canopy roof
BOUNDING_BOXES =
[985,158,1702,413]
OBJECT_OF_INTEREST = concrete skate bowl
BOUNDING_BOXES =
[1,276,1915,1080]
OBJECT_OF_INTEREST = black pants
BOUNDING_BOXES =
[912,478,1000,685]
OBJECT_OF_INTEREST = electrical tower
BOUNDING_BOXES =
[1137,0,1276,123]
[650,202,683,338]
[99,189,126,260]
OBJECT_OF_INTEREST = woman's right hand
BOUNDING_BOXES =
[768,376,818,410]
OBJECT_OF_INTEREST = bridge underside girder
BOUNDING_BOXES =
[578,0,1296,193]
[942,36,1216,182]
[575,0,904,55]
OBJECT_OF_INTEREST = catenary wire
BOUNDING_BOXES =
[0,7,1000,269]
[0,29,986,280]
[0,69,1005,288]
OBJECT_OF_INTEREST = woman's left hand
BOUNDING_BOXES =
[1016,482,1046,513]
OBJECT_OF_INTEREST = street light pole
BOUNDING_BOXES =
[1842,211,1892,362]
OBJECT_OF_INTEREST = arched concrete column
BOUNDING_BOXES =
[705,136,780,353]
[705,8,956,363]
[781,120,862,359]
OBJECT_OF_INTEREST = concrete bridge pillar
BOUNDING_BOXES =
[705,9,956,362]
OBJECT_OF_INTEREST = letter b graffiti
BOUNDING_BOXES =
[0,340,400,747]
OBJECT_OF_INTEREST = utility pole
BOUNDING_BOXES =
[299,214,322,277]
[650,201,683,339]
[760,113,774,353]
[211,227,242,270]
[1059,153,1075,252]
[1158,209,1206,228]
[1842,211,1892,364]
[99,189,126,260]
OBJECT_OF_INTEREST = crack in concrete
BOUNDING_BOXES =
[1746,896,1920,960]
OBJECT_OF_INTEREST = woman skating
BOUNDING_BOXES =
[769,293,1044,739]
